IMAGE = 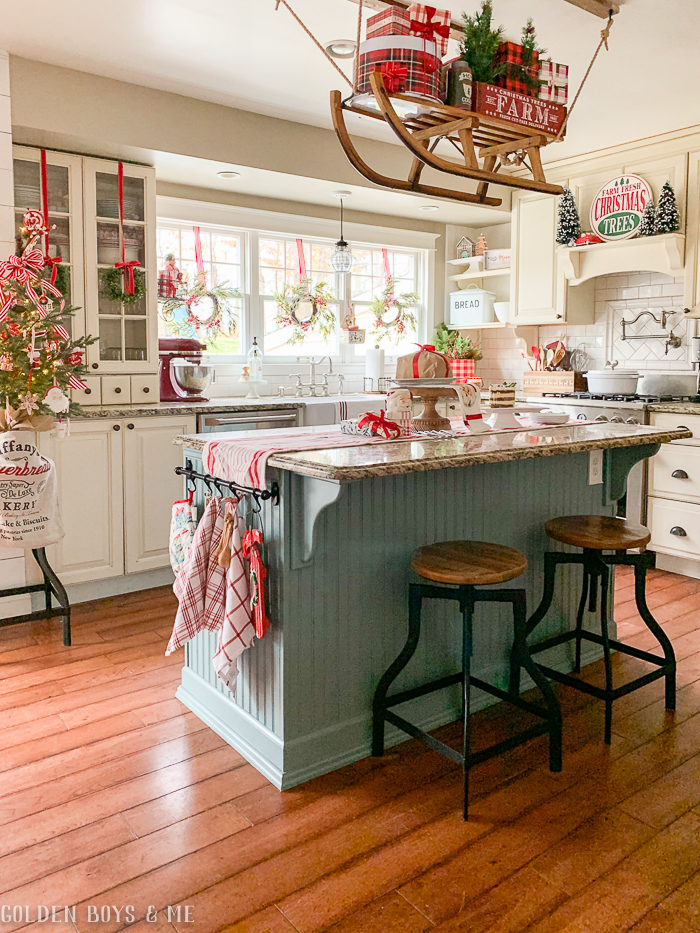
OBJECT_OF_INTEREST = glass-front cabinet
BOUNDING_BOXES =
[12,147,85,339]
[12,147,157,374]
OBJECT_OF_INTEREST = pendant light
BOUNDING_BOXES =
[330,190,353,273]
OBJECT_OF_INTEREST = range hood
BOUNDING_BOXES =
[559,233,685,285]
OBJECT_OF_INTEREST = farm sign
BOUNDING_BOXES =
[590,175,652,241]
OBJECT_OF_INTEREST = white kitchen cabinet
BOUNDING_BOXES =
[510,191,594,325]
[648,412,700,563]
[39,420,124,585]
[39,415,193,586]
[123,415,196,574]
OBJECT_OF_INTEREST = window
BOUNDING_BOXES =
[348,247,420,356]
[259,236,340,357]
[156,217,427,360]
[156,223,245,354]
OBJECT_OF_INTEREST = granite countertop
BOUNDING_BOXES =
[176,423,691,481]
[74,396,304,420]
[647,402,700,415]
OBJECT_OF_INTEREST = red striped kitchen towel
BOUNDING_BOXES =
[204,428,387,489]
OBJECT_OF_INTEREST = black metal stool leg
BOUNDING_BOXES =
[461,586,474,820]
[598,560,614,744]
[511,589,562,772]
[510,552,559,697]
[33,547,71,647]
[633,555,676,711]
[372,582,423,756]
[573,567,590,674]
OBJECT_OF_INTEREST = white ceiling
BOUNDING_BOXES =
[4,0,700,215]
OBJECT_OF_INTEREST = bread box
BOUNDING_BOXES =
[447,285,496,329]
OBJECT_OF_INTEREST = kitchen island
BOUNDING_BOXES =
[175,422,689,789]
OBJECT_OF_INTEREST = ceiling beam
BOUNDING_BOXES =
[562,0,620,17]
[346,0,619,27]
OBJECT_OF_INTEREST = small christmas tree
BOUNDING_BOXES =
[0,210,93,430]
[476,233,488,255]
[556,186,582,246]
[656,181,681,234]
[460,1,505,84]
[638,197,657,237]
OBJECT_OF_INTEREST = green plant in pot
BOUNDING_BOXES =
[435,322,482,382]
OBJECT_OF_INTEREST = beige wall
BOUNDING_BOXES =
[0,51,13,257]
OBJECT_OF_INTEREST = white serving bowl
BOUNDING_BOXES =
[586,370,640,395]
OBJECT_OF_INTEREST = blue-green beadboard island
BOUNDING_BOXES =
[174,422,689,790]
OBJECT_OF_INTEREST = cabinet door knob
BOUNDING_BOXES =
[143,386,150,393]
[114,387,121,394]
[113,424,121,431]
[556,314,563,319]
[92,363,99,370]
[670,526,687,537]
[127,423,135,430]
[672,469,689,479]
[84,388,92,395]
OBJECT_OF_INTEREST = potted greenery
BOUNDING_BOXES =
[434,322,483,382]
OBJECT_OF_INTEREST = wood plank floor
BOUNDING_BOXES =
[1,567,700,933]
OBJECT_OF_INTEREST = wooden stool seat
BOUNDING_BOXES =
[412,541,527,586]
[545,515,651,552]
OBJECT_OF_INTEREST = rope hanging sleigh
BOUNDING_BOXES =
[276,1,615,205]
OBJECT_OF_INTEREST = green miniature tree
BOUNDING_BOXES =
[656,181,681,234]
[460,1,505,84]
[638,197,657,237]
[556,186,582,246]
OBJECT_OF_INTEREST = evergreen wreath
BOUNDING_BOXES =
[369,277,419,346]
[160,275,242,346]
[100,267,147,306]
[273,277,337,345]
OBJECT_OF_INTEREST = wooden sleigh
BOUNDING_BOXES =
[331,71,565,207]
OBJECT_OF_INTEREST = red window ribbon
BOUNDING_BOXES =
[381,248,391,284]
[193,225,205,278]
[296,238,307,280]
[114,162,141,295]
[40,149,50,256]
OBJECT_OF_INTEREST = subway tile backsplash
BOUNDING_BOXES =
[473,273,696,389]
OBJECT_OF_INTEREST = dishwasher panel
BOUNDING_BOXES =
[196,410,299,434]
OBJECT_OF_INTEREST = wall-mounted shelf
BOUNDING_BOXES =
[448,268,511,284]
[559,233,686,286]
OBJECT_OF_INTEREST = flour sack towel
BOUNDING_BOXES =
[0,432,65,548]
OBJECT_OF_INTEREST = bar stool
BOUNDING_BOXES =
[517,515,676,745]
[372,541,563,820]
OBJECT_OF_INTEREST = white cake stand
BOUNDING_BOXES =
[480,404,547,431]
[238,379,267,400]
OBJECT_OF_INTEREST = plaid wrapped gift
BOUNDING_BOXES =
[366,7,411,39]
[538,61,569,105]
[493,41,540,97]
[407,3,451,57]
[357,36,441,100]
[393,410,412,437]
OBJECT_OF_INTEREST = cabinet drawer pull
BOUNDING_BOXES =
[127,423,135,430]
[672,469,689,479]
[142,386,150,393]
[113,424,120,431]
[670,526,687,537]
[677,425,691,432]
[114,387,122,394]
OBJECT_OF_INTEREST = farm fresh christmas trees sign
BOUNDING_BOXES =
[590,175,653,241]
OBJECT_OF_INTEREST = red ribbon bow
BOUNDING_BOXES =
[410,6,450,43]
[358,410,401,440]
[115,259,141,295]
[242,528,270,639]
[378,62,408,94]
[42,254,62,287]
[0,250,45,284]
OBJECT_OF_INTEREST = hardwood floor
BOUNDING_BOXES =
[1,567,700,933]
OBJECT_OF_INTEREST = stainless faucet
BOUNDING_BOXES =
[289,356,344,396]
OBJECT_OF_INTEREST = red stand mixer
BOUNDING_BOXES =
[158,337,214,402]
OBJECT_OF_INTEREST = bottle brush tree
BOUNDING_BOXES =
[655,181,681,234]
[556,186,582,246]
[638,197,657,237]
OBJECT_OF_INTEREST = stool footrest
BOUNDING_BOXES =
[0,606,70,629]
[536,663,667,701]
[384,674,548,720]
[384,673,462,708]
[384,709,550,769]
[531,628,669,669]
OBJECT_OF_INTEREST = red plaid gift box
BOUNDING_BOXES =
[366,7,411,39]
[407,3,451,57]
[538,61,569,105]
[493,41,540,97]
[357,37,441,101]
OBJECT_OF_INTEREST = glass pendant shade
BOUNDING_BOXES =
[331,239,353,273]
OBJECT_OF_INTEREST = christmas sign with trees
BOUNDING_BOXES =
[0,211,93,433]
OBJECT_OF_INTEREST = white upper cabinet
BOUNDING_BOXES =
[83,158,157,374]
[12,146,85,341]
[12,147,157,374]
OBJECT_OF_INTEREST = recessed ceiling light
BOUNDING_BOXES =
[217,171,240,179]
[419,205,439,211]
[325,38,357,59]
